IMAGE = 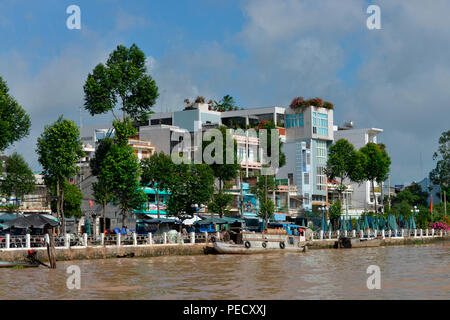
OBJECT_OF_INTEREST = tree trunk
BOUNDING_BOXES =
[61,185,65,235]
[122,209,128,229]
[103,200,106,234]
[156,189,160,219]
[371,180,377,215]
[47,229,56,269]
[56,180,60,236]
[264,175,268,230]
[240,172,244,218]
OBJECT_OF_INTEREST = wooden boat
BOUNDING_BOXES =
[0,261,40,268]
[334,237,382,249]
[214,231,309,254]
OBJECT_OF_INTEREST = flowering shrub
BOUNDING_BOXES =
[429,221,450,231]
[323,101,334,109]
[195,96,206,103]
[308,97,323,108]
[290,97,306,110]
[290,97,334,111]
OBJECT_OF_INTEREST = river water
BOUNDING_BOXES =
[1,243,449,300]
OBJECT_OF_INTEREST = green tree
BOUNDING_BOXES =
[257,121,286,169]
[90,137,115,232]
[0,152,36,215]
[328,200,342,230]
[202,126,241,217]
[141,152,176,218]
[36,116,84,234]
[83,43,159,123]
[0,76,31,151]
[166,164,214,217]
[251,173,277,228]
[326,139,363,204]
[212,95,239,112]
[51,181,83,218]
[92,178,114,232]
[359,143,391,214]
[99,142,146,228]
[429,130,449,208]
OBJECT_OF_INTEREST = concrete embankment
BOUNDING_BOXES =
[0,244,215,263]
[1,236,449,262]
[307,235,450,249]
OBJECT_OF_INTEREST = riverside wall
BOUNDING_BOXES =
[1,235,449,262]
[0,244,214,263]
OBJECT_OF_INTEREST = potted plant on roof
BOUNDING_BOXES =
[289,97,307,113]
[195,96,206,104]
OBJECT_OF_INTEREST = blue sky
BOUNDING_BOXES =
[1,0,449,185]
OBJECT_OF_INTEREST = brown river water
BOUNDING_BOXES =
[1,243,449,300]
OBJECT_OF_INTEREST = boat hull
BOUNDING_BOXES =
[214,241,307,254]
[0,261,40,268]
[335,237,382,248]
[214,232,308,254]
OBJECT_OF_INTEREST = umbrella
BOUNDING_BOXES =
[362,216,369,230]
[373,216,379,230]
[378,216,385,230]
[194,217,228,225]
[84,218,92,235]
[182,215,202,226]
[4,214,58,229]
[321,215,328,232]
[354,219,360,231]
[0,223,10,230]
[339,218,346,231]
[347,219,353,231]
[409,215,416,229]
[387,215,399,230]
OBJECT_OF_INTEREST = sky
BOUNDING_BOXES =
[0,0,449,185]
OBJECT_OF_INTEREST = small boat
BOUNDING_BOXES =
[214,230,310,254]
[0,261,40,268]
[334,237,382,248]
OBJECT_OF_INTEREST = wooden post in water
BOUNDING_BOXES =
[47,229,56,269]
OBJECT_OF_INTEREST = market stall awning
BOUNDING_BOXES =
[194,217,228,225]
[3,214,58,229]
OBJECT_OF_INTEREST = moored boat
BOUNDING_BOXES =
[334,237,382,248]
[0,261,40,268]
[214,229,311,254]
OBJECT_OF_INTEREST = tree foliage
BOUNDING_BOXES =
[211,95,239,112]
[141,152,177,218]
[0,76,31,151]
[36,116,84,185]
[429,130,449,187]
[83,43,159,123]
[257,121,286,169]
[36,116,84,233]
[0,152,36,210]
[99,142,145,228]
[166,164,215,217]
[51,181,83,218]
[326,139,363,197]
[359,142,391,213]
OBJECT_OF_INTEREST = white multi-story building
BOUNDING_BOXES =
[333,123,384,214]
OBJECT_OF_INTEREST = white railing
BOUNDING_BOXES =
[1,229,448,250]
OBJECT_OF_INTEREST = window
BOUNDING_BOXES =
[312,112,328,136]
[316,140,327,164]
[288,173,293,185]
[304,173,309,185]
[306,152,311,165]
[304,193,310,205]
[286,113,304,128]
[316,166,326,191]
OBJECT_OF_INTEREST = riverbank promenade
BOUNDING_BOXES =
[1,229,449,262]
